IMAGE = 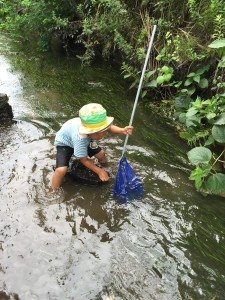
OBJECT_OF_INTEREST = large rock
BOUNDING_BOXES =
[68,159,109,185]
[0,93,13,121]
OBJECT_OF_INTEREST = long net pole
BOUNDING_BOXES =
[122,21,158,157]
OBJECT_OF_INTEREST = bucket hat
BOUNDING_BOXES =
[79,103,114,134]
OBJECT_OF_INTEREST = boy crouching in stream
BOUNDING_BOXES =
[51,103,133,191]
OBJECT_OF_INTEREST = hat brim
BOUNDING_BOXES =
[79,117,114,134]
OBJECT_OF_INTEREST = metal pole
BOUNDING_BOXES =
[122,20,158,157]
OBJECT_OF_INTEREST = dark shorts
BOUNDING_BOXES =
[55,144,102,168]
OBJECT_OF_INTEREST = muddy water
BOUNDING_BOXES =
[0,33,225,300]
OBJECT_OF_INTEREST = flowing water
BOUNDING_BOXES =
[0,33,225,300]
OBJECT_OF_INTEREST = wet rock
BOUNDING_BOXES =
[0,93,13,121]
[0,93,8,108]
[0,290,20,300]
[0,291,9,300]
[68,159,109,185]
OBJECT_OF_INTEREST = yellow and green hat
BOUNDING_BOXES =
[79,103,114,134]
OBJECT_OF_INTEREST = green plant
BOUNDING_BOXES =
[121,62,176,99]
[181,66,209,96]
[76,0,132,64]
[188,143,225,194]
[156,66,173,84]
[175,38,225,195]
[186,98,225,193]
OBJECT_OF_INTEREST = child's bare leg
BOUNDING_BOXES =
[94,149,108,165]
[51,166,68,191]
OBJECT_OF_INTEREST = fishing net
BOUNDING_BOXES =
[113,21,157,203]
[114,156,143,202]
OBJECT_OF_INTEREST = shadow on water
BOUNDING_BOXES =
[0,32,225,300]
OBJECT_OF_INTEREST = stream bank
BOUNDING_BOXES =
[0,32,225,300]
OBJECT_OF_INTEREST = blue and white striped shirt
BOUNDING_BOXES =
[55,118,90,158]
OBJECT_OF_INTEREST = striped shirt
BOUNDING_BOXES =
[55,118,90,158]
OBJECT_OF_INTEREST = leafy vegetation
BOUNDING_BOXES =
[175,39,225,195]
[1,0,225,196]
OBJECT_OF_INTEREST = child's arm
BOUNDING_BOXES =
[79,157,110,181]
[108,125,133,135]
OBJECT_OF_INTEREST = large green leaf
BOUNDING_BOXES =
[187,147,212,165]
[193,75,200,83]
[145,70,156,79]
[204,135,215,146]
[156,75,164,84]
[161,66,169,73]
[187,72,196,78]
[187,87,196,96]
[195,65,210,75]
[146,80,157,88]
[184,78,193,86]
[163,73,172,82]
[186,115,200,127]
[199,78,208,88]
[213,112,225,125]
[208,39,225,49]
[206,112,216,120]
[189,165,211,190]
[174,95,191,111]
[212,125,225,143]
[178,112,186,124]
[203,173,225,193]
[186,107,198,117]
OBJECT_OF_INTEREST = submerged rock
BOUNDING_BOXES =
[0,93,13,121]
[68,159,109,185]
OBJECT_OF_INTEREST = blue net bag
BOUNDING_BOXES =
[114,156,143,202]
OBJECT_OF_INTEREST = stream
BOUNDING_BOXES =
[0,33,225,300]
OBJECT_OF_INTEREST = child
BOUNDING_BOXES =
[51,103,133,191]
